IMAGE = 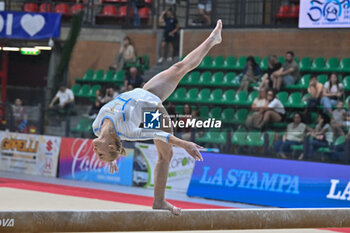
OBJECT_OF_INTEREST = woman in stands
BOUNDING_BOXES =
[92,20,222,215]
[321,73,344,114]
[111,37,137,71]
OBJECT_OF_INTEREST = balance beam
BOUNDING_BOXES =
[1,208,350,232]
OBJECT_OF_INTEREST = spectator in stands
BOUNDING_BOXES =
[304,75,323,123]
[89,89,105,117]
[49,85,75,115]
[158,8,179,63]
[246,88,268,129]
[102,87,119,102]
[12,98,27,132]
[124,67,145,91]
[166,102,177,116]
[331,101,346,138]
[198,0,212,25]
[331,128,350,163]
[321,73,344,114]
[237,56,261,92]
[298,113,333,160]
[272,51,299,92]
[274,113,306,159]
[111,37,137,72]
[176,104,193,141]
[257,55,282,91]
[345,101,350,129]
[257,89,285,129]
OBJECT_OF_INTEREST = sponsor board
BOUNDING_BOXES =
[187,152,350,207]
[134,143,195,192]
[0,131,60,177]
[58,137,134,186]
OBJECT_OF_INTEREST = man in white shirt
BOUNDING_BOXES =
[49,85,75,111]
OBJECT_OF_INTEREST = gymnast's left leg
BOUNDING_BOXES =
[143,19,222,102]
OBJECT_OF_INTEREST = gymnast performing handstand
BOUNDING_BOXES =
[92,20,222,215]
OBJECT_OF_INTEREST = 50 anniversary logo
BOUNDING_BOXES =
[307,0,350,22]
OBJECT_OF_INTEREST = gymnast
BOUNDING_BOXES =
[92,20,222,215]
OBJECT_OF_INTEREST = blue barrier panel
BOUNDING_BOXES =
[187,152,350,207]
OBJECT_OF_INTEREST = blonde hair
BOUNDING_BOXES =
[109,134,126,161]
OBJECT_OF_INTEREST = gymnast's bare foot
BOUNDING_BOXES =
[209,19,222,46]
[153,200,182,215]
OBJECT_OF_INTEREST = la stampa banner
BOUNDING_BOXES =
[299,0,350,28]
[0,11,61,39]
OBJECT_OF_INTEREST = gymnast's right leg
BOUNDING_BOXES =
[143,19,222,102]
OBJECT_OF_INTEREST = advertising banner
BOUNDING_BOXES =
[0,11,61,39]
[58,137,134,186]
[0,131,61,177]
[187,152,350,207]
[134,143,195,192]
[299,1,350,28]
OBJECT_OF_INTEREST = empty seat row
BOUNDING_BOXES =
[276,4,299,19]
[24,2,84,14]
[194,55,350,73]
[97,5,149,19]
[72,84,101,99]
[76,69,125,84]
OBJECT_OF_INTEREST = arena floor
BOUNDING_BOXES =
[0,171,349,233]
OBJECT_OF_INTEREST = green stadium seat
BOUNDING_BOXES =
[184,71,200,85]
[175,105,184,114]
[278,56,285,64]
[208,89,223,104]
[212,56,225,69]
[168,87,186,102]
[71,84,81,96]
[235,56,247,70]
[266,131,276,147]
[301,93,310,108]
[199,106,209,119]
[286,92,303,108]
[232,109,248,124]
[343,75,350,91]
[233,90,248,105]
[196,88,211,103]
[71,117,93,134]
[112,70,125,83]
[345,96,350,110]
[324,57,340,72]
[221,89,235,104]
[139,54,149,71]
[211,131,227,144]
[223,72,237,87]
[76,69,94,83]
[231,129,247,145]
[89,84,101,99]
[91,69,104,82]
[276,91,288,105]
[76,84,91,98]
[311,57,326,72]
[317,74,328,84]
[254,56,261,64]
[221,108,235,124]
[208,107,222,119]
[210,72,224,86]
[318,135,345,153]
[184,88,199,103]
[247,91,258,106]
[198,56,212,69]
[299,57,312,72]
[223,56,235,69]
[246,131,264,147]
[286,74,310,90]
[260,56,269,71]
[100,70,114,83]
[339,57,350,73]
[198,71,212,86]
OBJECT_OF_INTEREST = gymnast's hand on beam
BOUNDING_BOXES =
[109,160,119,174]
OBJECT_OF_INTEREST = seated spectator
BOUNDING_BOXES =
[304,75,323,123]
[237,56,261,92]
[331,101,346,138]
[12,98,27,132]
[274,113,306,159]
[176,104,193,141]
[89,89,104,117]
[124,67,145,91]
[321,73,344,114]
[246,88,268,129]
[298,113,333,160]
[345,101,350,128]
[166,102,177,116]
[272,51,299,92]
[49,85,75,115]
[158,8,179,63]
[331,128,350,162]
[102,87,119,103]
[198,0,212,25]
[257,55,282,91]
[111,37,137,71]
[257,89,285,129]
